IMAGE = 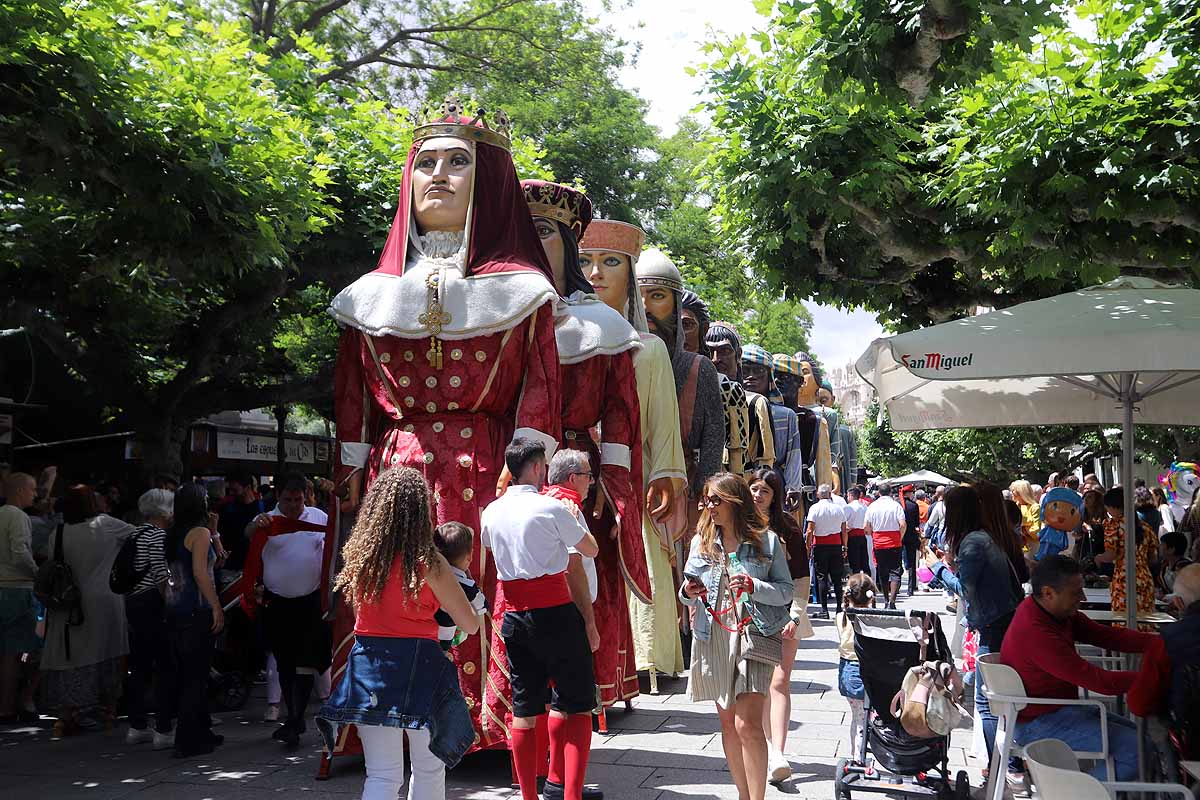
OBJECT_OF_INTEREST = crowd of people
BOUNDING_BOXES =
[0,468,338,756]
[5,457,1200,797]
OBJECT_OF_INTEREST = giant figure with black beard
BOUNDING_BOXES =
[636,250,723,502]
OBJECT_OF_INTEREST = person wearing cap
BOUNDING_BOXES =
[682,292,751,476]
[580,222,688,681]
[635,248,725,678]
[741,344,805,506]
[522,181,647,799]
[789,353,836,494]
[706,322,776,475]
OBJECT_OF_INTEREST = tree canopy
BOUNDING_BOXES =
[702,0,1200,329]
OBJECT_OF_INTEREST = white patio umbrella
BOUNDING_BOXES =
[881,470,955,487]
[856,276,1200,628]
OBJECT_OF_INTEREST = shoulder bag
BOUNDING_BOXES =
[34,523,84,659]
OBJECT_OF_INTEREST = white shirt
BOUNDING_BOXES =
[263,505,327,597]
[807,499,847,538]
[562,503,598,603]
[844,501,868,530]
[865,496,906,533]
[482,485,589,581]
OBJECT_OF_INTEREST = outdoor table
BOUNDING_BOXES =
[1082,609,1176,627]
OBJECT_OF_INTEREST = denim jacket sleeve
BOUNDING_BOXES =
[748,531,794,607]
[933,560,964,596]
[678,535,707,607]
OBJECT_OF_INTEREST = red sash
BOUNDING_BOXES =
[500,573,571,611]
[240,516,327,617]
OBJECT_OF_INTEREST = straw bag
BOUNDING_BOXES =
[889,614,967,738]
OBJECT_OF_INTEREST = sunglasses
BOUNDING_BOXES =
[702,494,724,508]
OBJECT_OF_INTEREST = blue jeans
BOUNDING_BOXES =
[1014,705,1139,781]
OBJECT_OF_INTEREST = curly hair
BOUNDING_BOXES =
[696,472,768,561]
[334,467,439,606]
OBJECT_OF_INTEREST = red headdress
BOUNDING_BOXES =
[372,100,552,282]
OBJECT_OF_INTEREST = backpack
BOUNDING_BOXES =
[34,524,84,659]
[1167,662,1200,760]
[109,526,149,595]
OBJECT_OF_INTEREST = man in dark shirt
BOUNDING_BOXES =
[218,472,263,572]
[1001,555,1156,780]
[902,488,921,596]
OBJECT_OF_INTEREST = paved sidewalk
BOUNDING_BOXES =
[0,591,984,799]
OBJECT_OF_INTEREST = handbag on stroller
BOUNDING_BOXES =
[834,608,971,800]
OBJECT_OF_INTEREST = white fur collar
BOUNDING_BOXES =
[329,245,558,341]
[554,292,642,364]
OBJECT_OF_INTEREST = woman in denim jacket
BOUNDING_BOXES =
[318,468,480,800]
[680,472,793,800]
[924,483,1025,776]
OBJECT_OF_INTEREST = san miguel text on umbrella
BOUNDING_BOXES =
[900,352,975,370]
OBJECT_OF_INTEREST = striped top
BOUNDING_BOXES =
[129,524,168,596]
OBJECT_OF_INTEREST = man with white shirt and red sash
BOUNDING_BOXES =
[241,473,330,747]
[864,483,907,609]
[483,438,600,800]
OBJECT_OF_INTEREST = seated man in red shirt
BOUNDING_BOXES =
[1128,564,1200,733]
[1000,554,1157,780]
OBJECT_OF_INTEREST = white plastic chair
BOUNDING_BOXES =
[977,653,1117,800]
[1025,738,1193,799]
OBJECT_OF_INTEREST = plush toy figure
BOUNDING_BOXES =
[1037,487,1083,561]
[1160,462,1200,525]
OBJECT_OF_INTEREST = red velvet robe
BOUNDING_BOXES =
[331,302,560,751]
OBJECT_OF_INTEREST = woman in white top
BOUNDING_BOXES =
[42,485,134,736]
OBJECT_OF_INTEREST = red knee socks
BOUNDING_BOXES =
[536,712,550,779]
[548,713,592,800]
[511,726,541,800]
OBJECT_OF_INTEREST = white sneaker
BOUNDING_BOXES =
[125,727,153,745]
[264,704,280,722]
[768,749,792,783]
[152,731,175,751]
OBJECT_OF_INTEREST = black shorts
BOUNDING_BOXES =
[263,590,332,672]
[874,547,904,583]
[501,603,596,718]
[812,543,845,581]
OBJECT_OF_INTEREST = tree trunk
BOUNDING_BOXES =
[138,416,187,490]
[274,404,289,478]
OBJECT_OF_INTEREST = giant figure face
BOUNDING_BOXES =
[681,309,702,354]
[742,363,771,396]
[711,344,738,381]
[775,373,800,408]
[797,360,819,406]
[818,386,834,407]
[581,250,630,312]
[640,284,676,348]
[532,215,565,292]
[411,136,475,232]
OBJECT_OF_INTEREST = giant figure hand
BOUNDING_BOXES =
[646,477,675,522]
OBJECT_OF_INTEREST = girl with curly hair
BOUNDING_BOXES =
[318,468,481,800]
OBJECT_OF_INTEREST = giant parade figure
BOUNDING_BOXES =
[519,180,650,711]
[579,225,687,690]
[324,99,562,764]
[791,352,835,497]
[635,250,724,688]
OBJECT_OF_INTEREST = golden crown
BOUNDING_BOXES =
[413,96,512,152]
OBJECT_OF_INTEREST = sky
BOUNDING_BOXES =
[585,0,888,369]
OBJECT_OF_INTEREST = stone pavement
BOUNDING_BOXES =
[0,591,984,800]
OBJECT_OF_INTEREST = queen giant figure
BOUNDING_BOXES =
[324,100,562,759]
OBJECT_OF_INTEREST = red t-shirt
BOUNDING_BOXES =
[355,563,440,640]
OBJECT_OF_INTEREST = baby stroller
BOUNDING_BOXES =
[834,608,970,800]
